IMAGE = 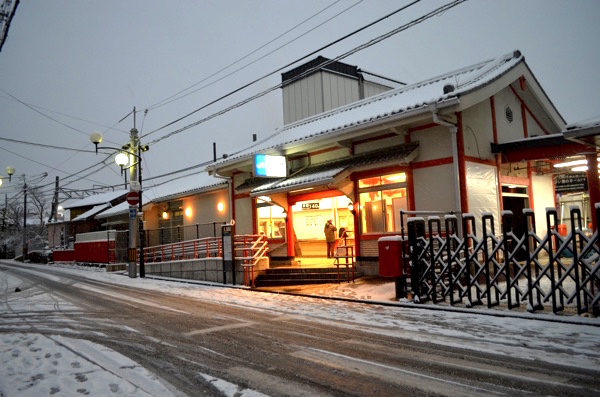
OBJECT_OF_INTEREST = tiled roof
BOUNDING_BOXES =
[564,116,600,133]
[63,190,127,209]
[211,51,523,170]
[71,204,110,222]
[250,142,418,195]
[146,171,227,203]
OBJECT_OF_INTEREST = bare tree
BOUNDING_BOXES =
[27,185,48,237]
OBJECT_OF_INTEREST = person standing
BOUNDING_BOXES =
[324,219,337,258]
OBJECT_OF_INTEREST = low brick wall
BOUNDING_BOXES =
[52,249,75,262]
[144,257,269,285]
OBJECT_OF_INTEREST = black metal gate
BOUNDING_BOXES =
[405,206,600,315]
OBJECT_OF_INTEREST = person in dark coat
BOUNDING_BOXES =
[324,219,337,258]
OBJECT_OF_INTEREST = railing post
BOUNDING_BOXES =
[570,206,584,314]
[523,209,541,312]
[546,207,562,314]
[501,210,515,309]
[407,217,425,302]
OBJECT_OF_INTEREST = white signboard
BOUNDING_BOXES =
[254,154,287,178]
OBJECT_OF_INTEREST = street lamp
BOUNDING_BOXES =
[0,166,15,187]
[0,166,15,259]
[89,117,148,278]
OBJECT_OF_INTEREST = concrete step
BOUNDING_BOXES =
[254,267,360,286]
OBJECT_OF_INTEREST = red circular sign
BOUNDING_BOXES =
[126,191,140,206]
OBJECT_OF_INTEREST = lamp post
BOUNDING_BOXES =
[0,167,15,259]
[90,120,148,278]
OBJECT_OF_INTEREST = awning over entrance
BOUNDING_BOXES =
[563,119,600,149]
[490,134,591,162]
[247,142,419,196]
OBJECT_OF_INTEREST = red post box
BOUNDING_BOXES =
[378,236,404,278]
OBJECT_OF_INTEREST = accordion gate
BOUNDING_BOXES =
[406,205,600,315]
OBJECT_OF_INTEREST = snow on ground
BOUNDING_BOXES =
[1,261,600,396]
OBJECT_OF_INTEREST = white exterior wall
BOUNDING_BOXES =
[413,164,456,212]
[234,197,253,235]
[363,81,390,98]
[411,126,452,161]
[466,162,500,235]
[181,189,229,226]
[492,87,527,143]
[323,72,360,112]
[532,174,555,237]
[526,110,546,137]
[462,101,494,159]
[283,73,323,125]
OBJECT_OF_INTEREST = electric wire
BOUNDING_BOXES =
[146,0,466,147]
[145,0,359,111]
[142,0,422,139]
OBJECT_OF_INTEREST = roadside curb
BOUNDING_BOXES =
[141,274,600,327]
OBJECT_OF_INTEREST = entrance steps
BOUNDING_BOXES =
[254,267,361,287]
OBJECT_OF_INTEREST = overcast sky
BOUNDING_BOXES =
[0,0,599,205]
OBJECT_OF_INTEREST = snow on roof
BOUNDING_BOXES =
[564,116,600,132]
[95,201,130,219]
[145,171,227,203]
[71,204,111,222]
[62,190,128,209]
[210,51,524,169]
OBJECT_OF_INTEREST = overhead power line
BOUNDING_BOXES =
[142,0,423,140]
[146,0,466,147]
[146,0,362,112]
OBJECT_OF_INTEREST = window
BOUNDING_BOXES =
[256,197,286,239]
[358,172,408,234]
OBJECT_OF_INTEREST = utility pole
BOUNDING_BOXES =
[22,175,26,261]
[127,109,139,278]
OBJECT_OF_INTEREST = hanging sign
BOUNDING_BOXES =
[555,173,588,193]
[254,154,287,178]
[302,202,319,210]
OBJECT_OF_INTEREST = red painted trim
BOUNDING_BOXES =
[251,196,256,234]
[519,75,526,91]
[406,167,415,211]
[587,154,600,230]
[521,102,529,138]
[490,97,498,144]
[288,189,343,204]
[457,112,469,214]
[464,156,496,166]
[499,175,529,186]
[351,165,408,180]
[491,96,503,211]
[499,143,588,163]
[231,182,237,232]
[234,192,251,200]
[287,201,294,257]
[408,123,438,133]
[528,161,534,211]
[510,85,549,135]
[411,157,454,169]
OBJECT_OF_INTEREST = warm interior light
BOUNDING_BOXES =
[347,202,354,211]
[185,207,192,217]
[217,202,224,212]
[571,166,589,172]
[0,179,2,187]
[162,211,168,220]
[115,152,129,167]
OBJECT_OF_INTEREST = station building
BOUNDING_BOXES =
[206,50,598,275]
